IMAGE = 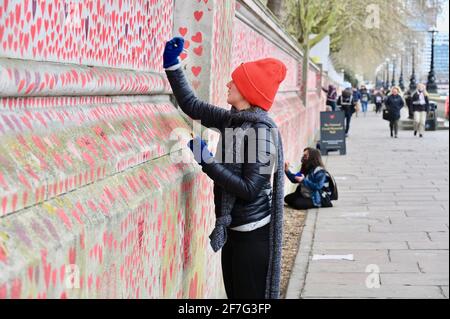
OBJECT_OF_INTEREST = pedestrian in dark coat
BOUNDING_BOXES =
[374,91,384,114]
[360,86,371,116]
[385,86,405,138]
[404,89,414,119]
[337,89,356,137]
[163,37,286,299]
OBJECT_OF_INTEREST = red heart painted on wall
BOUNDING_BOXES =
[194,11,203,22]
[7,34,12,50]
[23,34,29,50]
[15,3,21,25]
[193,46,203,56]
[191,32,202,43]
[191,66,202,77]
[179,27,188,36]
[36,18,42,35]
[30,25,36,41]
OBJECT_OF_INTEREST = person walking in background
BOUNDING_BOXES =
[411,83,430,138]
[352,86,361,118]
[360,85,371,116]
[284,148,332,210]
[322,84,338,111]
[384,86,405,138]
[374,90,384,114]
[404,88,414,120]
[337,88,357,137]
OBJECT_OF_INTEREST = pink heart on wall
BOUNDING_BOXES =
[193,46,203,56]
[179,27,188,37]
[194,11,203,22]
[191,32,202,43]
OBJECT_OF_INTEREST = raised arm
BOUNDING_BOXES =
[166,68,231,129]
[163,37,231,129]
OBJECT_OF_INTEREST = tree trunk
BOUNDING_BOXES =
[267,0,284,20]
[302,42,310,107]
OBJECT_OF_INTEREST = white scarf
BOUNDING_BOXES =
[419,92,426,105]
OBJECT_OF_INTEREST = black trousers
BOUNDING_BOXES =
[344,113,352,134]
[375,103,383,113]
[221,224,270,299]
[284,192,315,210]
[389,120,399,136]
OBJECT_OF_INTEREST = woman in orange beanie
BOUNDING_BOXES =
[164,37,286,299]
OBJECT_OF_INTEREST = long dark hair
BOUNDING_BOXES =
[300,148,325,175]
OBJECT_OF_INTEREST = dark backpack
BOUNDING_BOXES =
[323,170,338,201]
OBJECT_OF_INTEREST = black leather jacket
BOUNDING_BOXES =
[166,68,275,227]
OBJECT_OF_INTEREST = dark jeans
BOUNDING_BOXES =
[375,103,383,113]
[344,113,352,134]
[389,120,399,136]
[222,224,270,299]
[284,192,315,210]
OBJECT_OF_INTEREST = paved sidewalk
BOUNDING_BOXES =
[286,111,449,299]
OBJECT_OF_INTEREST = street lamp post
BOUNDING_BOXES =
[409,40,417,92]
[426,27,438,93]
[384,59,390,90]
[399,54,405,91]
[391,55,397,87]
[385,59,390,90]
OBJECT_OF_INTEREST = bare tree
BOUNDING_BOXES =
[265,0,445,90]
[284,0,345,105]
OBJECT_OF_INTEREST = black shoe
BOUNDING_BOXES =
[420,134,423,138]
[414,131,417,136]
[395,135,398,138]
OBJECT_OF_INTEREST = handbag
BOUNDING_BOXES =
[382,109,392,121]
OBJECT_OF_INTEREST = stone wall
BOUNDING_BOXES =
[0,0,325,299]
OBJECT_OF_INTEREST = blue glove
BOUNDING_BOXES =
[188,137,214,166]
[163,37,185,69]
[295,172,303,177]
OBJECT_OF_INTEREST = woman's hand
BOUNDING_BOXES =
[163,37,185,68]
[284,162,290,172]
[188,137,214,166]
[295,175,305,183]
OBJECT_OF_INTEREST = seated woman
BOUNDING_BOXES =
[284,148,331,210]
